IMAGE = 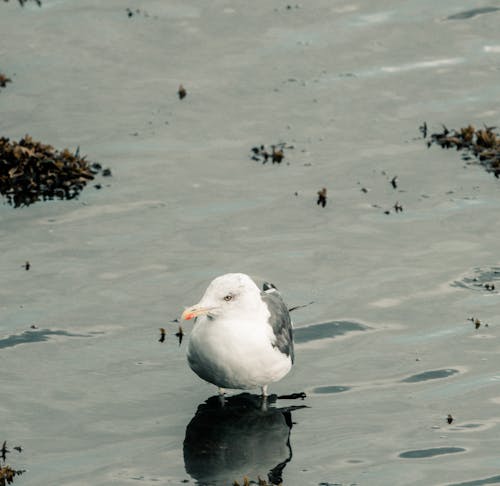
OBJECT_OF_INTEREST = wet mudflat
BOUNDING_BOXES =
[1,1,500,485]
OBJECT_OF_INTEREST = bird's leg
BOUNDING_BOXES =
[260,385,269,411]
[218,387,226,406]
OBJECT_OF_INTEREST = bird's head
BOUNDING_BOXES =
[181,273,262,321]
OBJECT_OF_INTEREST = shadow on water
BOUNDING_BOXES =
[401,368,459,383]
[446,7,500,20]
[0,329,89,349]
[294,321,368,344]
[399,447,465,459]
[183,393,306,485]
[446,474,500,486]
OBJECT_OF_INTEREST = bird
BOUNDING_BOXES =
[181,273,294,397]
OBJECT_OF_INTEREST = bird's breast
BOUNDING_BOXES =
[187,317,291,389]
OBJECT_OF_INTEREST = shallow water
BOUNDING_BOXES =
[1,1,500,485]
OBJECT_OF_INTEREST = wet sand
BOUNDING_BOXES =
[1,1,500,485]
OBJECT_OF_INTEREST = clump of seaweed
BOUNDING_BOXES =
[424,122,500,178]
[250,143,293,164]
[0,135,109,207]
[2,0,42,6]
[0,73,11,89]
[0,441,25,485]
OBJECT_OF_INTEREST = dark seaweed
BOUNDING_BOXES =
[0,135,109,207]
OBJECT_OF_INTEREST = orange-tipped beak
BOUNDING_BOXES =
[181,306,212,321]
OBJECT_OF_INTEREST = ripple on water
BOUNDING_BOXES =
[294,321,368,344]
[399,447,465,459]
[401,368,459,383]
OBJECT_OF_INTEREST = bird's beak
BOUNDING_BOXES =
[181,305,213,321]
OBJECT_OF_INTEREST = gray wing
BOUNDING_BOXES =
[260,286,294,363]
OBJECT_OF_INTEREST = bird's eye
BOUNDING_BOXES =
[224,294,233,302]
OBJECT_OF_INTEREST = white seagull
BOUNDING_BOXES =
[181,273,294,397]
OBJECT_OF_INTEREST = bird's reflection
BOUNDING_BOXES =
[183,393,306,485]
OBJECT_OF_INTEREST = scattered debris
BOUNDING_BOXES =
[0,443,8,463]
[250,143,293,164]
[452,267,500,292]
[0,440,25,486]
[0,135,109,207]
[447,414,453,424]
[394,202,403,213]
[125,7,153,18]
[0,464,25,485]
[178,84,187,100]
[317,187,327,207]
[272,147,284,164]
[419,121,428,138]
[175,326,184,346]
[468,317,482,329]
[0,74,11,89]
[159,328,166,343]
[425,123,500,178]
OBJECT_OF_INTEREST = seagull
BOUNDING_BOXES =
[181,273,294,397]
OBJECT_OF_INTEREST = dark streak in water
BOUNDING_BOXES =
[399,447,465,459]
[313,385,351,394]
[401,368,459,383]
[0,329,88,349]
[447,7,500,20]
[446,474,500,486]
[294,321,368,344]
